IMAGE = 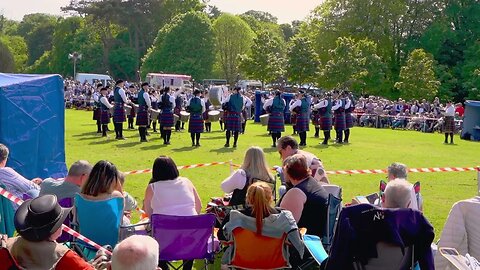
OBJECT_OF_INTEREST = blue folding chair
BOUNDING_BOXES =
[322,193,342,251]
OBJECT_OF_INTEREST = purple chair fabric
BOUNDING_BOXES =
[150,213,216,261]
[57,197,74,242]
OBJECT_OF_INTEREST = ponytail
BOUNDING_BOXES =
[246,182,274,235]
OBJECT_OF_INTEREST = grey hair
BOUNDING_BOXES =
[67,160,93,177]
[387,162,408,179]
[384,179,412,208]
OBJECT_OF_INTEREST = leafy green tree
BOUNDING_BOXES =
[238,31,286,87]
[0,35,28,72]
[25,50,53,74]
[395,49,440,100]
[321,37,387,95]
[286,36,320,86]
[141,11,215,81]
[241,10,278,24]
[16,13,57,65]
[0,39,15,72]
[213,14,255,85]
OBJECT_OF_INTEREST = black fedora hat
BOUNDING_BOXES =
[14,195,72,242]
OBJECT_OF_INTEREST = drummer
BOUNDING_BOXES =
[263,90,286,147]
[149,89,159,133]
[202,90,212,132]
[112,80,130,140]
[159,87,175,145]
[126,85,136,130]
[222,87,244,147]
[289,94,299,135]
[92,83,103,134]
[241,91,252,134]
[99,87,113,138]
[174,88,185,132]
[289,90,310,146]
[187,89,206,146]
[136,82,152,142]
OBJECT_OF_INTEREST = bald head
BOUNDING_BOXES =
[111,235,159,270]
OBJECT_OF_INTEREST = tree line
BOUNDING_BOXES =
[0,0,479,102]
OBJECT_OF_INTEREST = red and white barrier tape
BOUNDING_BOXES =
[0,186,112,256]
[233,163,478,175]
[124,161,230,175]
[352,112,463,122]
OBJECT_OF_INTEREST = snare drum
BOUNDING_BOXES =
[174,114,179,123]
[260,114,269,126]
[208,110,221,122]
[149,109,160,119]
[125,105,132,115]
[180,111,190,122]
[133,104,139,113]
[109,107,114,115]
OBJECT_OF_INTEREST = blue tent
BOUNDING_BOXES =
[461,100,480,141]
[0,73,67,179]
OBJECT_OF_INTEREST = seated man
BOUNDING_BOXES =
[382,179,414,209]
[39,160,92,200]
[276,136,329,197]
[435,194,480,270]
[111,235,160,270]
[0,144,40,208]
[0,195,93,269]
[385,162,422,211]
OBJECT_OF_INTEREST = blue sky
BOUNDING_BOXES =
[0,0,323,23]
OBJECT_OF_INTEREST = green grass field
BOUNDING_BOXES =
[66,109,479,240]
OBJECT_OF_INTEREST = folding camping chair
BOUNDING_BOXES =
[150,213,218,270]
[227,227,290,269]
[73,194,147,260]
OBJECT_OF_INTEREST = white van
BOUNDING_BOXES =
[76,73,113,86]
[146,73,192,91]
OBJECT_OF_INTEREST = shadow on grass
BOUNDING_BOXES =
[72,132,98,137]
[116,141,142,148]
[140,144,167,150]
[210,147,235,153]
[203,136,225,140]
[88,138,114,145]
[263,147,278,153]
[172,146,196,152]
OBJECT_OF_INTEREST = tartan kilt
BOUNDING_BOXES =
[225,111,242,132]
[320,115,332,131]
[311,112,321,126]
[189,113,204,133]
[268,112,285,132]
[443,116,455,133]
[334,112,346,130]
[135,106,149,126]
[100,109,110,124]
[160,111,174,127]
[113,104,126,123]
[92,108,101,121]
[296,113,310,132]
[129,106,136,118]
[345,113,354,129]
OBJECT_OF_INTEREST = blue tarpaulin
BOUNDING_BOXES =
[462,100,480,141]
[0,73,67,179]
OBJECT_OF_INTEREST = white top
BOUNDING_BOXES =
[344,99,352,110]
[263,97,286,110]
[93,92,100,103]
[100,96,113,108]
[222,95,245,110]
[186,97,206,113]
[149,177,198,216]
[332,99,343,110]
[0,167,39,208]
[117,88,128,103]
[435,196,480,270]
[444,105,455,116]
[244,96,253,107]
[142,92,152,108]
[289,99,302,111]
[314,99,329,109]
[221,169,247,193]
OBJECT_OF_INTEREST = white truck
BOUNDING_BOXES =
[146,73,192,91]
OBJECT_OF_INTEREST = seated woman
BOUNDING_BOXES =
[279,154,329,238]
[143,156,202,270]
[221,146,274,206]
[1,195,93,269]
[220,182,304,268]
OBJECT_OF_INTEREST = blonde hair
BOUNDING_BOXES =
[241,146,274,184]
[246,182,275,235]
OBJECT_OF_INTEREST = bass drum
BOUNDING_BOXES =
[209,86,227,106]
[208,110,221,122]
[180,111,190,122]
